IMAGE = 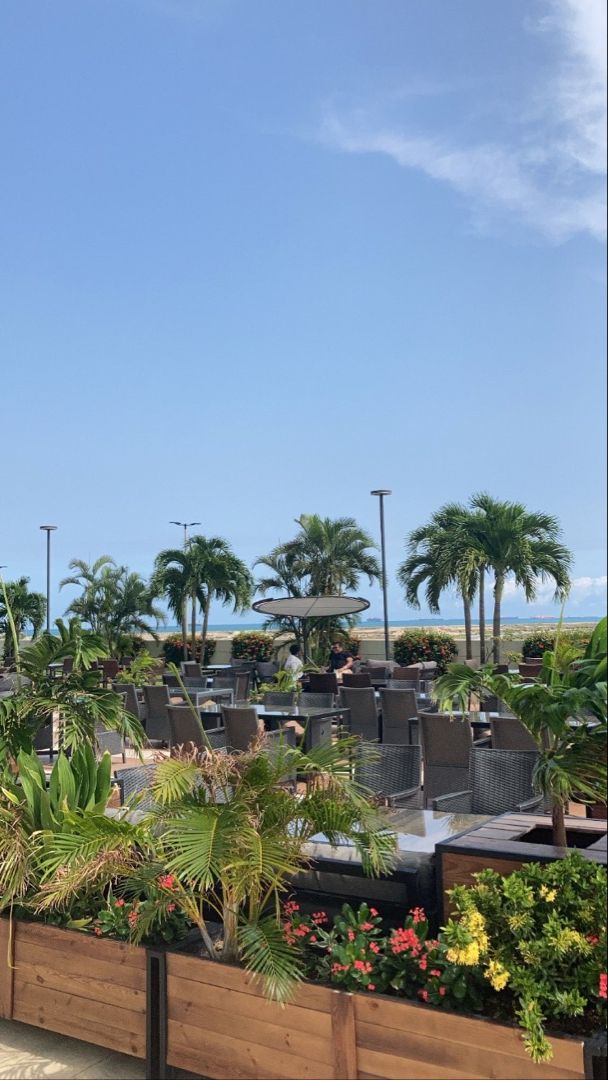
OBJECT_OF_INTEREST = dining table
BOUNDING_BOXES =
[196,702,350,753]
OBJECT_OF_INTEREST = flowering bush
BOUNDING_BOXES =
[162,635,216,666]
[230,631,274,661]
[393,629,457,673]
[89,877,190,946]
[282,852,606,1063]
[281,901,482,1009]
[443,852,607,1062]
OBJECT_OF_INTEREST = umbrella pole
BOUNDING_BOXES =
[301,619,309,665]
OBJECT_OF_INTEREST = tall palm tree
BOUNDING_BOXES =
[397,503,482,660]
[154,537,253,660]
[61,557,163,656]
[254,548,305,646]
[470,494,573,662]
[0,577,47,660]
[283,514,380,595]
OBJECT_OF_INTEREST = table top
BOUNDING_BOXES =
[198,702,347,720]
[304,808,493,869]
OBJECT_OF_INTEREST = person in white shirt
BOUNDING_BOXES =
[283,643,303,678]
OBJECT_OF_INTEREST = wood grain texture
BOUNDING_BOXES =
[441,851,525,917]
[0,919,14,1019]
[331,991,357,1079]
[10,920,147,1059]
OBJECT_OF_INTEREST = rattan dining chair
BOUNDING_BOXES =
[380,688,419,745]
[299,692,334,708]
[338,686,379,741]
[142,685,171,745]
[308,672,338,696]
[490,716,538,751]
[263,691,296,707]
[167,705,226,753]
[432,748,542,815]
[419,712,474,808]
[355,743,422,807]
[341,672,372,688]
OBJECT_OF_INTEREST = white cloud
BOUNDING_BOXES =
[319,0,607,242]
[501,574,607,607]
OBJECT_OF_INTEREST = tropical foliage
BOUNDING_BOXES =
[0,618,146,760]
[392,629,458,673]
[154,535,252,661]
[443,854,607,1062]
[399,495,573,663]
[522,627,594,659]
[231,631,274,661]
[29,735,395,999]
[0,576,47,661]
[434,617,608,846]
[60,557,163,657]
[255,515,379,663]
[114,651,163,686]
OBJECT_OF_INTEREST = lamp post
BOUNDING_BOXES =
[370,490,392,661]
[39,526,58,634]
[170,521,201,661]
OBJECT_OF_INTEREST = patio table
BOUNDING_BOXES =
[295,807,492,928]
[199,702,350,753]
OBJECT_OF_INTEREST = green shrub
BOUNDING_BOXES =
[161,636,216,666]
[522,628,594,658]
[231,631,274,662]
[393,629,457,672]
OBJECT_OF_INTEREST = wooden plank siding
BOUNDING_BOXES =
[10,921,147,1059]
[165,951,586,1080]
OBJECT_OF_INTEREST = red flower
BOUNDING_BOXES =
[167,903,176,913]
[158,874,177,890]
[359,921,375,932]
[418,957,428,971]
[347,930,356,942]
[115,898,125,908]
[439,985,446,997]
[418,989,429,1002]
[369,907,378,917]
[599,974,607,1000]
[410,907,426,924]
[367,984,376,991]
[94,927,103,937]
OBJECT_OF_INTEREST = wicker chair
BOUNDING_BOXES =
[257,661,279,685]
[308,672,338,696]
[33,715,55,759]
[299,692,334,708]
[392,665,421,685]
[355,743,421,807]
[94,725,126,763]
[419,712,474,808]
[490,716,538,752]
[221,705,262,751]
[387,678,419,691]
[341,672,372,688]
[114,764,158,813]
[113,682,145,723]
[263,691,296,707]
[142,685,171,745]
[167,705,226,752]
[380,688,418,745]
[99,659,119,686]
[181,662,202,678]
[432,748,542,815]
[338,687,379,741]
[162,672,180,688]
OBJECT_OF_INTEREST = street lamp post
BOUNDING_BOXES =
[170,521,201,661]
[39,526,58,633]
[370,490,392,661]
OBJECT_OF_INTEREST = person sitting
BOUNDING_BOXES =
[327,641,354,676]
[283,643,303,679]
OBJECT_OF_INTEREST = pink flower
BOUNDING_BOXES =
[369,908,378,917]
[587,934,600,946]
[367,984,376,991]
[309,935,317,943]
[439,986,446,997]
[167,903,176,913]
[347,930,356,942]
[115,898,125,908]
[128,910,139,927]
[418,989,429,1002]
[418,957,427,971]
[369,942,380,954]
[599,974,607,1000]
[359,922,375,932]
[430,969,441,978]
[94,927,103,937]
[410,907,426,924]
[158,874,176,890]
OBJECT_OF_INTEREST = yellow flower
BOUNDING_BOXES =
[485,960,510,991]
[539,885,557,902]
[446,941,480,966]
[557,929,587,953]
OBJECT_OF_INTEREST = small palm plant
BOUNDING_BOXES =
[433,618,607,847]
[32,733,396,999]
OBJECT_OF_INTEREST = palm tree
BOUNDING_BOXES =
[154,537,253,660]
[469,494,573,662]
[61,558,163,656]
[284,514,380,595]
[397,504,482,660]
[0,577,47,660]
[255,515,380,662]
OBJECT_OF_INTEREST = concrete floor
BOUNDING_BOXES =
[0,1020,146,1080]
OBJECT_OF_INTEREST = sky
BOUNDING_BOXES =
[1,0,606,625]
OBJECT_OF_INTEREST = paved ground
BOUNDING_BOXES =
[0,1020,146,1079]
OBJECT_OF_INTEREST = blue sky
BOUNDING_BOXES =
[1,0,606,625]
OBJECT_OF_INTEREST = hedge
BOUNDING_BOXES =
[230,631,274,662]
[162,636,217,666]
[392,629,457,672]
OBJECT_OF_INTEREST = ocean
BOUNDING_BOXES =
[162,615,601,633]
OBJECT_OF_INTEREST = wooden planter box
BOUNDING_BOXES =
[163,949,588,1079]
[437,813,607,921]
[0,918,148,1060]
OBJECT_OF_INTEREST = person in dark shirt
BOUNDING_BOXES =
[327,642,354,674]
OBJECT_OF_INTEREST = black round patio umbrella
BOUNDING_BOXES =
[252,595,370,662]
